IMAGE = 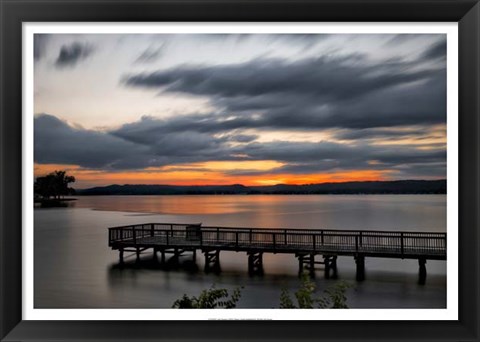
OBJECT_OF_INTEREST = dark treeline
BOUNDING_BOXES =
[77,179,446,196]
[34,170,76,200]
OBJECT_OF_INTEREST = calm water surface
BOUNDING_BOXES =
[34,195,447,308]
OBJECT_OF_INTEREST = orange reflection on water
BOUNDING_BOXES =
[75,195,259,215]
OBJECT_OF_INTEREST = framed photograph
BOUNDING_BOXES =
[1,0,479,341]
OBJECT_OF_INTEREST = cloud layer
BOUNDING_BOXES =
[34,34,447,183]
[35,112,446,179]
[124,54,445,130]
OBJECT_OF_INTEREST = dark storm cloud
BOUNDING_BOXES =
[112,115,446,172]
[234,140,361,163]
[55,42,94,67]
[231,140,445,166]
[124,56,429,100]
[121,70,445,132]
[224,141,446,178]
[36,113,446,179]
[34,114,147,169]
[36,114,237,170]
[123,53,446,130]
[222,140,446,179]
[109,112,446,174]
[110,113,248,141]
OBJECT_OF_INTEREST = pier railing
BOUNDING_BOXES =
[108,223,446,259]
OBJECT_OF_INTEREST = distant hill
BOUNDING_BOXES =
[77,180,446,195]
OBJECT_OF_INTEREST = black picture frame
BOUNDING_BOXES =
[1,0,479,341]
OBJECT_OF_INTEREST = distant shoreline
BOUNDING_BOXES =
[76,179,446,196]
[75,193,447,196]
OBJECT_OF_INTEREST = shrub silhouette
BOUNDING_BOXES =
[280,273,351,309]
[172,285,243,309]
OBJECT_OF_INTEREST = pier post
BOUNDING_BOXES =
[323,255,331,279]
[309,253,315,278]
[247,252,264,276]
[204,250,221,274]
[213,250,221,273]
[248,253,253,274]
[418,258,427,285]
[152,247,158,263]
[119,248,124,265]
[136,247,141,263]
[331,256,338,279]
[298,254,304,276]
[297,253,317,278]
[323,255,338,279]
[160,249,165,265]
[355,255,365,281]
[171,248,180,267]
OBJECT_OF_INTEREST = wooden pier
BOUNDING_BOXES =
[108,223,446,284]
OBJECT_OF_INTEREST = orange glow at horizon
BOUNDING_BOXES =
[34,162,396,188]
[252,170,391,186]
[162,160,285,171]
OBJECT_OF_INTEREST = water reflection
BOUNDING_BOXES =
[73,195,257,215]
[34,195,447,308]
[65,194,447,231]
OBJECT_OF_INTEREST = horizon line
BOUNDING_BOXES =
[77,178,447,190]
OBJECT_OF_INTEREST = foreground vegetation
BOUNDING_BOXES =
[172,275,351,309]
[280,274,351,309]
[172,286,243,308]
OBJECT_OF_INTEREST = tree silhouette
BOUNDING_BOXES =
[34,170,76,200]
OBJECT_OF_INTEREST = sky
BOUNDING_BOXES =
[34,33,447,188]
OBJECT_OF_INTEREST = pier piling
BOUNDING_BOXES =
[119,248,124,265]
[152,247,158,263]
[247,252,264,276]
[297,253,305,276]
[418,258,427,285]
[160,249,165,265]
[323,255,338,279]
[135,247,141,263]
[355,255,365,281]
[204,250,221,274]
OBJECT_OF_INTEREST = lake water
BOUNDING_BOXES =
[34,195,447,309]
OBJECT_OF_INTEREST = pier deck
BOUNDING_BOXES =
[108,223,446,283]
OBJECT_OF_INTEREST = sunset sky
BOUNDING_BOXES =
[34,34,447,188]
